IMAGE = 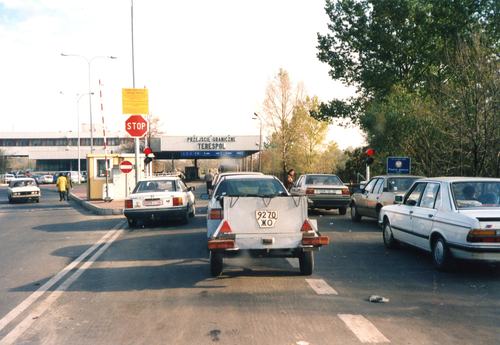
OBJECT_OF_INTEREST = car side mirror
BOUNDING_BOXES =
[188,186,195,191]
[406,199,417,206]
[394,195,404,204]
[200,193,209,200]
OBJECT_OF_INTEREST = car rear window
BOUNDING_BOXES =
[451,181,500,208]
[215,178,288,197]
[10,179,37,187]
[387,177,419,192]
[133,180,177,193]
[305,175,343,186]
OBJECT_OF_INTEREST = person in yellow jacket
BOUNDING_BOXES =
[56,173,68,201]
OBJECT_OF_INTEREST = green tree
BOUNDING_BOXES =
[315,141,345,174]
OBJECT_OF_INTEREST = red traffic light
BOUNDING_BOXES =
[144,147,152,155]
[365,148,376,156]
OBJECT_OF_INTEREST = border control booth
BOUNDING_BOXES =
[153,135,260,179]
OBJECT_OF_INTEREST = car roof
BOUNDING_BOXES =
[300,173,340,176]
[222,174,278,181]
[11,178,36,182]
[217,171,263,177]
[373,175,423,178]
[416,177,500,183]
[137,176,180,182]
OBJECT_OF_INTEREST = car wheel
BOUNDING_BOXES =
[127,218,137,228]
[210,251,223,277]
[299,251,314,276]
[432,236,453,271]
[338,207,347,215]
[350,204,361,222]
[36,198,40,203]
[383,221,398,249]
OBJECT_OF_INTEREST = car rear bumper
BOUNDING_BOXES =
[449,243,500,262]
[308,196,350,209]
[124,206,188,220]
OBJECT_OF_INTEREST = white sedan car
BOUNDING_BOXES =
[8,178,41,203]
[124,176,196,227]
[379,177,500,270]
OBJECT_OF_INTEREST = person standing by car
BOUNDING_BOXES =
[285,169,295,191]
[204,169,214,193]
[66,172,73,197]
[56,173,68,201]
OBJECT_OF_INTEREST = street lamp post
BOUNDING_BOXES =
[76,92,94,184]
[252,112,263,172]
[61,53,117,153]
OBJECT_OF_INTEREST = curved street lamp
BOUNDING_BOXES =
[76,92,94,183]
[60,53,117,153]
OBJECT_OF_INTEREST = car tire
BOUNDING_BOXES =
[127,218,137,228]
[181,210,190,224]
[189,204,196,218]
[299,251,314,276]
[432,236,453,271]
[383,221,398,249]
[338,207,347,215]
[210,251,223,277]
[350,204,361,222]
[35,198,40,203]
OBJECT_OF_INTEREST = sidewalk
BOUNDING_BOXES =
[69,180,207,216]
[69,184,124,216]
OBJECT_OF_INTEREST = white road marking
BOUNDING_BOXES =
[0,228,124,345]
[305,279,338,295]
[338,314,390,343]
[286,257,299,269]
[296,341,310,345]
[0,221,124,334]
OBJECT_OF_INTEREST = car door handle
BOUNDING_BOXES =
[428,214,434,218]
[409,211,414,215]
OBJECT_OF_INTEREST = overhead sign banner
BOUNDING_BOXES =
[387,157,411,174]
[122,88,149,114]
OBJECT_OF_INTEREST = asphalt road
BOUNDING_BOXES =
[0,185,498,345]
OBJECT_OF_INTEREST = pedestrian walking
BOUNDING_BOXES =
[56,173,68,201]
[66,172,73,198]
[205,169,214,193]
[285,169,295,191]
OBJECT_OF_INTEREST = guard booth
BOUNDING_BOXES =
[87,153,144,200]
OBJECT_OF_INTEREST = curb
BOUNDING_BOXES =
[69,192,124,216]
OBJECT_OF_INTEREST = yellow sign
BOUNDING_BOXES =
[122,88,149,114]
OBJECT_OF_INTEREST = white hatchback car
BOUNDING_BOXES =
[8,178,41,203]
[124,176,196,227]
[379,177,500,270]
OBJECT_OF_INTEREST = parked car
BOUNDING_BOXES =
[124,176,196,227]
[290,174,350,214]
[379,177,500,270]
[350,175,422,221]
[1,173,15,184]
[7,178,41,203]
[38,174,56,184]
[202,174,328,276]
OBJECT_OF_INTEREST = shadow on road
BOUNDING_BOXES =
[33,218,122,233]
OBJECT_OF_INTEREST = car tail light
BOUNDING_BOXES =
[208,239,235,250]
[467,229,500,243]
[173,197,183,206]
[219,220,232,233]
[306,188,315,195]
[301,220,313,232]
[302,236,329,246]
[342,188,350,195]
[125,199,133,208]
[209,209,223,219]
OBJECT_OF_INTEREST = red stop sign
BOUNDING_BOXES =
[125,115,148,137]
[119,160,133,173]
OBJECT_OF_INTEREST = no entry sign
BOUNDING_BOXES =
[119,160,133,174]
[125,115,148,137]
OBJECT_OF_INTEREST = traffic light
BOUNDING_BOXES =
[365,148,375,165]
[144,147,155,166]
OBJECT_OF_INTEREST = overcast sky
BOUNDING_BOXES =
[0,0,365,149]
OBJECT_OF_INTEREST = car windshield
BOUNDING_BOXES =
[451,181,500,208]
[305,175,343,186]
[215,178,288,197]
[387,177,420,192]
[133,180,177,193]
[10,180,36,187]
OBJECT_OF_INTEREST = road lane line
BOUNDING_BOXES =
[338,314,390,343]
[305,279,338,295]
[0,221,124,334]
[286,258,299,269]
[0,228,124,345]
